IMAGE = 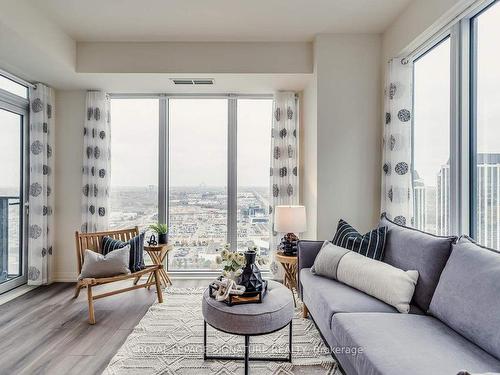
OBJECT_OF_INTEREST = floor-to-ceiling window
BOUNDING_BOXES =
[0,73,28,293]
[407,0,500,249]
[109,99,159,230]
[412,38,451,235]
[236,99,273,256]
[168,99,228,271]
[109,95,274,271]
[471,0,500,249]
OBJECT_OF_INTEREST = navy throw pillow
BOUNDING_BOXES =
[332,219,387,260]
[102,232,146,273]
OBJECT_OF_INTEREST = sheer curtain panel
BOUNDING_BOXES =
[81,91,111,233]
[381,58,414,226]
[28,83,55,285]
[269,92,299,278]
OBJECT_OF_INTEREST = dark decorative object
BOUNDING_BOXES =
[148,234,158,246]
[279,233,299,256]
[209,277,268,306]
[237,250,265,294]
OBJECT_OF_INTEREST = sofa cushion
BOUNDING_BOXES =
[331,313,500,375]
[429,236,500,360]
[379,214,456,311]
[300,268,397,329]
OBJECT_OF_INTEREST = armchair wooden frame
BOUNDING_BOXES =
[74,227,163,324]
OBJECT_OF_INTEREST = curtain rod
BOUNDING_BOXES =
[0,68,35,89]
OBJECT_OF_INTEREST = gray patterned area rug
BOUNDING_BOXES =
[103,287,339,375]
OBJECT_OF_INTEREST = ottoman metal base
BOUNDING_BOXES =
[203,320,292,375]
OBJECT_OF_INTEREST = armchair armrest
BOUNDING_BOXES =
[297,240,324,298]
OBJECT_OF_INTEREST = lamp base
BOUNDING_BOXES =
[279,233,299,256]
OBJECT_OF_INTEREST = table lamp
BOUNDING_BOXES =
[274,205,306,256]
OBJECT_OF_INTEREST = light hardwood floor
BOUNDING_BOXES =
[0,279,210,375]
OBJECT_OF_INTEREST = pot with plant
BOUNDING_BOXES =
[149,223,168,244]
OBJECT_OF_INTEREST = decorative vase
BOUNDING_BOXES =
[237,250,264,293]
[158,233,167,244]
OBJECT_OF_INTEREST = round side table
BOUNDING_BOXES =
[142,244,173,288]
[275,251,298,306]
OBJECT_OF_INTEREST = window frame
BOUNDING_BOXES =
[0,79,30,294]
[109,93,277,275]
[408,0,499,246]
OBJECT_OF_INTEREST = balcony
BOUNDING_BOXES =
[0,196,21,282]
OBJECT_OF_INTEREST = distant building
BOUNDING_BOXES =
[436,164,450,236]
[475,153,500,249]
[415,153,500,248]
[413,172,426,231]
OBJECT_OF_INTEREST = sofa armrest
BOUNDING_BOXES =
[297,240,324,298]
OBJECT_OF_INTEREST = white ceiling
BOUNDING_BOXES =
[28,0,412,42]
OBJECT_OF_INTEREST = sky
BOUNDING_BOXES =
[110,98,272,188]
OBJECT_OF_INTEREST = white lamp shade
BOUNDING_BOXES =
[274,205,307,233]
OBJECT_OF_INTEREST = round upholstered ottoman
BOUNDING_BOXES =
[202,280,294,375]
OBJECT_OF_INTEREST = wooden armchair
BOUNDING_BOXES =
[74,227,163,324]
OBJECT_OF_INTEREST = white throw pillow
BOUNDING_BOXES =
[79,245,131,279]
[312,241,418,313]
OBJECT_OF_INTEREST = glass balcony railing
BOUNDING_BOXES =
[0,196,21,282]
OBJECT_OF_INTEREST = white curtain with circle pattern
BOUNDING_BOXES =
[381,58,414,226]
[269,92,299,277]
[81,91,111,233]
[28,84,55,285]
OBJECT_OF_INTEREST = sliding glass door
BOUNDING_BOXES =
[0,106,27,293]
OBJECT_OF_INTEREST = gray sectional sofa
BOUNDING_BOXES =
[298,215,500,375]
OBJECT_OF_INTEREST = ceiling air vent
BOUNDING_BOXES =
[171,78,214,85]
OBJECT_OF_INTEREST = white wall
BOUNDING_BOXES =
[300,69,318,240]
[77,42,313,74]
[315,34,382,239]
[382,0,473,60]
[53,90,86,281]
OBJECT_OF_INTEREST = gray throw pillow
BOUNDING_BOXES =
[79,245,131,279]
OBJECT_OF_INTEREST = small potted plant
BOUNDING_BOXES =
[149,223,168,244]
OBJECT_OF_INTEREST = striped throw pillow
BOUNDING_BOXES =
[102,232,146,273]
[332,219,387,260]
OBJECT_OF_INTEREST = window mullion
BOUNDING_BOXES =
[450,23,462,235]
[228,98,237,251]
[159,97,168,235]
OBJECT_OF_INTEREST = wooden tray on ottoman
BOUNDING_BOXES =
[209,279,268,306]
